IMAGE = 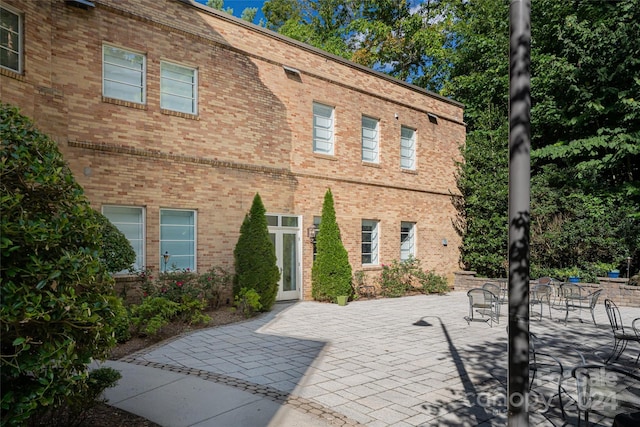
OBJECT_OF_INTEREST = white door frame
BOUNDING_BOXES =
[267,214,301,301]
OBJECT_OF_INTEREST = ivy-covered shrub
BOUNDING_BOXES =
[0,105,117,425]
[311,188,353,302]
[233,193,280,311]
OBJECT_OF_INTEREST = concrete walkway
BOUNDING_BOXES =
[100,292,640,426]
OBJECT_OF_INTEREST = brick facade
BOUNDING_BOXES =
[1,0,465,300]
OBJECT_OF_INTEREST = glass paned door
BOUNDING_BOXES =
[269,227,301,301]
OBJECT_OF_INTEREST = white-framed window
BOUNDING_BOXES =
[0,4,22,73]
[160,209,196,272]
[362,220,379,265]
[313,102,334,155]
[102,206,145,273]
[400,222,416,261]
[362,116,379,163]
[160,61,197,114]
[102,45,146,104]
[401,126,416,170]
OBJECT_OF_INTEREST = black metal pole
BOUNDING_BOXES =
[508,0,531,425]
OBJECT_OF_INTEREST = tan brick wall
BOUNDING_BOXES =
[2,0,465,301]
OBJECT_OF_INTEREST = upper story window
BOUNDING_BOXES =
[401,126,416,170]
[103,45,146,104]
[313,102,334,155]
[400,221,416,261]
[362,116,379,163]
[160,209,196,272]
[103,206,145,273]
[362,219,379,265]
[160,61,197,115]
[1,5,22,73]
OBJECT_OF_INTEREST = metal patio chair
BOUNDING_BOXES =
[560,283,602,325]
[604,299,640,364]
[571,364,640,427]
[466,288,500,327]
[482,281,504,304]
[530,283,553,320]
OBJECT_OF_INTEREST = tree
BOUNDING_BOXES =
[311,188,352,301]
[207,0,257,23]
[233,193,280,311]
[1,105,117,425]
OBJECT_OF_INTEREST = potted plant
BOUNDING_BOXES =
[607,269,620,279]
[336,295,348,306]
[563,267,582,283]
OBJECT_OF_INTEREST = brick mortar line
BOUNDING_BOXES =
[117,356,365,426]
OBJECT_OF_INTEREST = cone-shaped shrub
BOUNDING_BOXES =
[312,188,353,302]
[233,193,280,311]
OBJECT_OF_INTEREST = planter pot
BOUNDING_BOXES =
[336,295,348,306]
[568,276,580,283]
[607,271,620,278]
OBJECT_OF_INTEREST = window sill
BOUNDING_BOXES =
[312,153,337,161]
[361,265,382,271]
[0,67,24,80]
[102,96,147,110]
[161,108,199,120]
[362,162,381,168]
[401,168,418,175]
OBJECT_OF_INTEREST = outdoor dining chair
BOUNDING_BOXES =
[604,299,640,364]
[482,281,504,304]
[571,364,640,427]
[560,283,602,325]
[537,276,562,307]
[530,283,553,320]
[466,288,500,327]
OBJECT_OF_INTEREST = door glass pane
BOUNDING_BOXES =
[283,233,297,292]
[282,216,298,227]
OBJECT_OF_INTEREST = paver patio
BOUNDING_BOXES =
[119,292,640,426]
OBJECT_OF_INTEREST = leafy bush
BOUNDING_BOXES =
[105,295,131,343]
[130,297,181,336]
[312,188,353,302]
[378,256,449,297]
[95,212,136,274]
[233,193,280,311]
[1,105,118,425]
[138,266,231,309]
[234,287,262,317]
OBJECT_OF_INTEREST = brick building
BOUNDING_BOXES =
[1,0,465,301]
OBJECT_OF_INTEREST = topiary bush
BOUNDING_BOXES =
[233,193,280,311]
[0,105,118,425]
[311,188,353,302]
[95,211,136,274]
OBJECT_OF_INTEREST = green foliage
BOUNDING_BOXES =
[139,266,232,309]
[233,193,280,311]
[105,295,131,343]
[0,105,118,426]
[94,211,136,274]
[449,1,639,278]
[27,367,122,427]
[130,297,181,336]
[377,256,449,297]
[311,188,353,301]
[234,287,262,317]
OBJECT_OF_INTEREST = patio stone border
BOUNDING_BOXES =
[120,349,365,427]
